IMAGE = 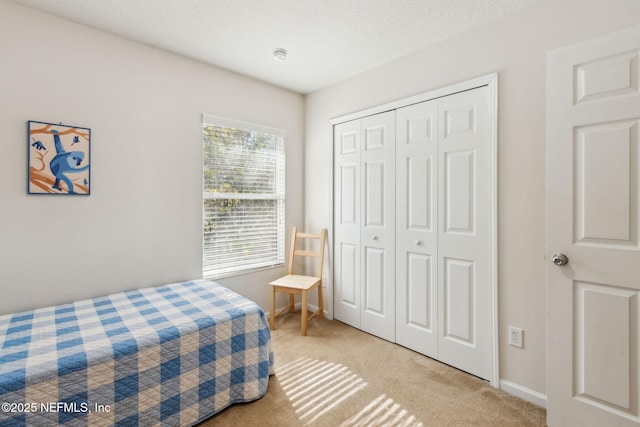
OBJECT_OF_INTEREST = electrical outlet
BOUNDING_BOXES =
[509,326,523,348]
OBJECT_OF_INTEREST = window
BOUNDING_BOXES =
[203,115,285,278]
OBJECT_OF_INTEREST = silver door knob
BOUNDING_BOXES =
[551,253,569,266]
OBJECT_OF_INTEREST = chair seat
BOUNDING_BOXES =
[270,274,320,290]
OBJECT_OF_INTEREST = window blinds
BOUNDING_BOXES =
[203,115,285,278]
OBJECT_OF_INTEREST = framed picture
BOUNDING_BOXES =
[28,120,91,195]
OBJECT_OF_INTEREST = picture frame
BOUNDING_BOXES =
[27,120,91,195]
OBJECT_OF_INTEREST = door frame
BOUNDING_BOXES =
[328,73,499,387]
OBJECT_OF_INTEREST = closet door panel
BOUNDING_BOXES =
[334,119,361,328]
[443,257,475,345]
[364,161,385,226]
[339,164,358,224]
[361,111,396,342]
[438,86,493,381]
[444,150,475,235]
[338,243,358,305]
[364,247,385,313]
[404,253,433,326]
[396,100,438,357]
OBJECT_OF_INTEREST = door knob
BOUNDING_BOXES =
[551,253,569,266]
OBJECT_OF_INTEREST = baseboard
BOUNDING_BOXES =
[499,380,547,408]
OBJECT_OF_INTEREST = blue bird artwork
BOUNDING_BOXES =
[27,121,91,195]
[31,138,46,151]
[49,129,89,194]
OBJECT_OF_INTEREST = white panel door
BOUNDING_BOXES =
[437,86,493,381]
[396,100,438,357]
[360,111,396,342]
[334,119,361,328]
[547,25,640,427]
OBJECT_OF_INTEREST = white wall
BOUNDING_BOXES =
[0,2,304,315]
[304,0,640,397]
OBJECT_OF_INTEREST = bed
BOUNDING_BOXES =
[0,279,274,426]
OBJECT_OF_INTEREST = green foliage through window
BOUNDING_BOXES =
[203,118,285,277]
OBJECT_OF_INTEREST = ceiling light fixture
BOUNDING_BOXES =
[272,48,288,61]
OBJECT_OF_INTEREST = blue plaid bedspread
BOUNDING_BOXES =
[0,280,274,426]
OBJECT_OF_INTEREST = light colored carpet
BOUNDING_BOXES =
[199,314,546,426]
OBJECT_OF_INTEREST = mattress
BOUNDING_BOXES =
[0,279,274,426]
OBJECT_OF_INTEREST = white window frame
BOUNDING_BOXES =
[202,114,286,278]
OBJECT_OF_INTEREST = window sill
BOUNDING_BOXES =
[203,263,285,281]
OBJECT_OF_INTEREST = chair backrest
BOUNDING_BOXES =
[287,226,327,278]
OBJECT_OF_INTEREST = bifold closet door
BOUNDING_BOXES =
[360,111,395,342]
[395,86,493,380]
[334,84,494,382]
[334,119,361,328]
[333,111,396,342]
[395,99,439,358]
[437,86,493,381]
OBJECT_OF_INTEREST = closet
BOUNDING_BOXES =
[333,77,497,383]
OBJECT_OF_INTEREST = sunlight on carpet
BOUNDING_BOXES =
[340,394,424,427]
[278,357,423,427]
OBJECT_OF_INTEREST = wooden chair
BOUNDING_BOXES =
[269,226,327,336]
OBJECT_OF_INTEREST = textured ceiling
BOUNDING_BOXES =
[8,0,540,93]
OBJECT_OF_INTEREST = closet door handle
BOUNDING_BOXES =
[415,240,422,246]
[372,236,379,241]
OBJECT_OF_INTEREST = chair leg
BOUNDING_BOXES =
[269,286,276,330]
[301,290,309,336]
[317,284,324,319]
[288,294,295,313]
